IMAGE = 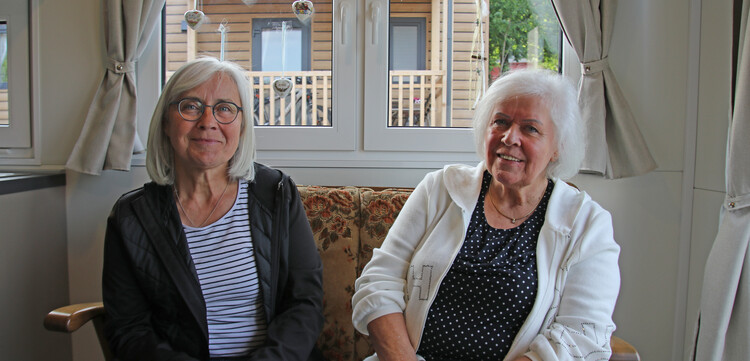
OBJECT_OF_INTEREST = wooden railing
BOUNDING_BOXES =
[390,70,445,127]
[0,88,8,126]
[249,71,332,127]
[163,69,448,128]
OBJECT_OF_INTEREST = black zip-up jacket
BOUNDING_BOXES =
[102,163,324,360]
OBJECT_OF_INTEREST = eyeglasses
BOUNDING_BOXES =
[170,98,243,124]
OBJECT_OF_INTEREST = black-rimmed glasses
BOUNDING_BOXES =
[170,98,243,124]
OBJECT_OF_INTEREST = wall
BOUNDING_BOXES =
[0,179,70,360]
[683,0,732,357]
[2,0,732,360]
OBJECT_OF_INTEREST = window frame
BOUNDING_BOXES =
[363,0,474,153]
[0,0,40,165]
[252,0,356,151]
[155,0,568,167]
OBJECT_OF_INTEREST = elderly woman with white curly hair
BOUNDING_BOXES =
[352,69,620,361]
[102,57,324,361]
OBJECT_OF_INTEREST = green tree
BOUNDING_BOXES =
[488,0,536,73]
[487,0,560,76]
[1,57,7,84]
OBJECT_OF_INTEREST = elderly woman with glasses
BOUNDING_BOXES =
[102,57,324,361]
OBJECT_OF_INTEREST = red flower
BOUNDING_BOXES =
[304,195,333,218]
[368,199,396,224]
[328,215,348,234]
[329,191,355,209]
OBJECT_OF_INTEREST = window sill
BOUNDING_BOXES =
[0,172,65,196]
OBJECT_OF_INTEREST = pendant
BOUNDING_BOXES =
[292,0,315,23]
[272,77,294,97]
[184,9,206,30]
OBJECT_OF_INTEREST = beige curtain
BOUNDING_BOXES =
[550,0,656,179]
[692,0,750,359]
[66,0,165,175]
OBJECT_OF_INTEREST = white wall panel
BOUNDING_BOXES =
[695,0,731,192]
[571,171,683,361]
[66,168,150,361]
[0,184,70,360]
[609,0,690,172]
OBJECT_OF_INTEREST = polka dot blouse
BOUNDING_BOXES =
[417,171,553,361]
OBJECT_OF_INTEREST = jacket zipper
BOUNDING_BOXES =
[413,216,468,350]
[270,179,284,309]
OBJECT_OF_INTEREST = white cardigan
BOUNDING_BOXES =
[352,163,621,361]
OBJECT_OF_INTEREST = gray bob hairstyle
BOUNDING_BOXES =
[471,69,585,180]
[146,57,256,185]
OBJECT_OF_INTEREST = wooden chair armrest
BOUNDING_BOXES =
[611,335,640,361]
[44,302,105,333]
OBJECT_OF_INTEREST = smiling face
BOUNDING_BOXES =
[164,73,242,176]
[485,95,558,189]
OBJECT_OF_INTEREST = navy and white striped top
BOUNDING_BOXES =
[183,180,267,357]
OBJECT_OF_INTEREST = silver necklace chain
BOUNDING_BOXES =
[174,180,231,228]
[487,185,543,224]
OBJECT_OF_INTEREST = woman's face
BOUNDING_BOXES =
[484,95,558,189]
[164,73,242,175]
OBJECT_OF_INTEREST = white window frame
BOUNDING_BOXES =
[363,0,474,153]
[0,0,40,164]
[253,0,356,151]
[156,0,570,169]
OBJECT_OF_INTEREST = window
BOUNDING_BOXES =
[164,1,351,150]
[252,18,311,72]
[390,18,426,71]
[0,0,34,161]
[161,0,561,160]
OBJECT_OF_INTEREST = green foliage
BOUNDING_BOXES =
[487,0,560,75]
[1,56,7,84]
[488,0,535,72]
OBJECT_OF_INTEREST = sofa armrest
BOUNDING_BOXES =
[611,335,640,361]
[44,302,105,333]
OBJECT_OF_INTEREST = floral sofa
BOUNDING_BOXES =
[45,185,638,361]
[298,185,639,361]
[298,185,412,361]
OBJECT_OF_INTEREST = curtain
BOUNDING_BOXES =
[550,0,656,179]
[66,0,165,175]
[692,0,750,359]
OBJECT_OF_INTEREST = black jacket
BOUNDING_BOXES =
[102,163,324,361]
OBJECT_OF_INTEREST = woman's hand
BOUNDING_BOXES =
[367,313,418,361]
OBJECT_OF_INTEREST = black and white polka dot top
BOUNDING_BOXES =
[416,171,554,361]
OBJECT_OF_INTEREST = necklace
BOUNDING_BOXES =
[174,180,231,227]
[487,185,543,224]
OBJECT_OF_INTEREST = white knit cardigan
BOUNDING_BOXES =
[352,162,621,361]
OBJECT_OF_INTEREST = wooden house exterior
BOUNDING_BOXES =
[164,0,487,128]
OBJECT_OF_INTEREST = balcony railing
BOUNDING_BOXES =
[389,70,445,127]
[249,71,332,127]
[164,69,446,128]
[0,88,8,126]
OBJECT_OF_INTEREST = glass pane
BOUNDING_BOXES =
[391,26,419,70]
[387,0,560,128]
[261,27,303,71]
[164,0,333,127]
[0,22,8,127]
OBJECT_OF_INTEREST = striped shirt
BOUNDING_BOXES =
[183,180,267,357]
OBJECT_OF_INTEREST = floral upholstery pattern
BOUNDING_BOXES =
[297,185,413,361]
